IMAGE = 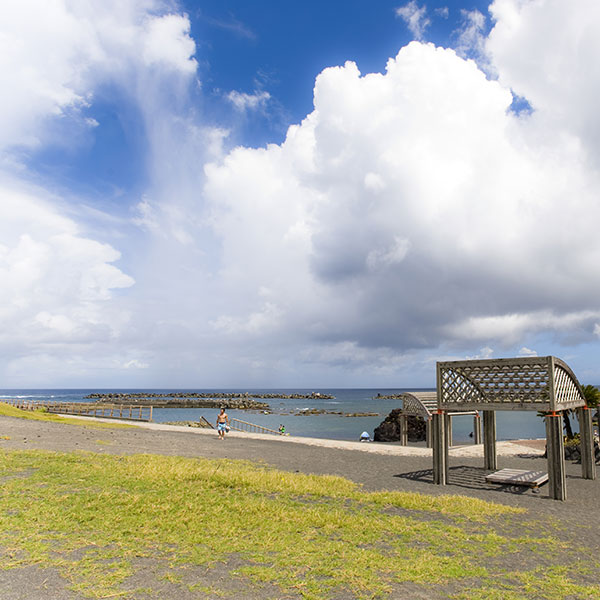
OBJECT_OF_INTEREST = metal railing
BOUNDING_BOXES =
[1,399,153,422]
[229,418,286,436]
[197,416,215,429]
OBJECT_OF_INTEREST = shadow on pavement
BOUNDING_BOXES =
[394,465,546,496]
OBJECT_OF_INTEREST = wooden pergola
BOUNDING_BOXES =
[399,391,480,448]
[433,356,596,500]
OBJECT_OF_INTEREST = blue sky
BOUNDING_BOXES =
[2,0,600,388]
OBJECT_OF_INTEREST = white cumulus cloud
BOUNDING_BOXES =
[201,31,600,375]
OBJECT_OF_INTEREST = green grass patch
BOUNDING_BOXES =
[0,402,136,430]
[0,449,597,599]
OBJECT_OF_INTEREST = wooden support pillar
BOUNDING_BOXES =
[432,411,448,485]
[483,410,497,471]
[546,412,566,500]
[399,414,408,446]
[445,414,453,447]
[577,407,596,481]
[425,418,432,449]
[149,406,153,422]
[473,413,481,445]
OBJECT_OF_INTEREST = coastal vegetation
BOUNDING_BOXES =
[0,447,598,599]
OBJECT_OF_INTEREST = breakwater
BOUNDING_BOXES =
[291,408,379,417]
[85,394,269,411]
[84,391,336,412]
[86,392,335,400]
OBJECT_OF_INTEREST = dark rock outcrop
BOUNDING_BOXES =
[373,409,426,442]
[563,437,600,464]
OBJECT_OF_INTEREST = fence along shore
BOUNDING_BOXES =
[2,398,153,422]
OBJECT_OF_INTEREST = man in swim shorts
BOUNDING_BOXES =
[216,407,229,440]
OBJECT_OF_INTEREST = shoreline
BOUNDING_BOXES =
[61,414,546,457]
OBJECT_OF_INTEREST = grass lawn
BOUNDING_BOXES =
[0,445,599,599]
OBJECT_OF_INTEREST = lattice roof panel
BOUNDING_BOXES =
[400,392,438,419]
[437,356,585,412]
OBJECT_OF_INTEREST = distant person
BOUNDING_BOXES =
[360,431,371,442]
[216,408,229,440]
[278,424,286,434]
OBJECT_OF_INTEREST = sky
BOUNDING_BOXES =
[2,0,600,389]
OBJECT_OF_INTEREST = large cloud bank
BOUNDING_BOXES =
[203,1,600,382]
[2,0,600,386]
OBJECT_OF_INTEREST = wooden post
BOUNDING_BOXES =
[432,411,447,485]
[425,418,432,448]
[445,414,453,447]
[400,414,408,446]
[577,407,596,481]
[473,413,481,445]
[483,410,497,471]
[149,406,153,422]
[546,412,566,500]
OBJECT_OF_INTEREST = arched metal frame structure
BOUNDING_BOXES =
[433,356,596,500]
[399,391,480,448]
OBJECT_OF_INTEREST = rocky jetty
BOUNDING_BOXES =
[85,393,270,411]
[86,391,334,400]
[373,409,426,442]
[293,408,378,417]
[86,391,334,409]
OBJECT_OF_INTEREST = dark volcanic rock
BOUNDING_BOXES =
[373,409,426,442]
[563,437,600,464]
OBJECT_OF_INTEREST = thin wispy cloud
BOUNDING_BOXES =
[395,1,431,40]
[226,90,271,112]
[200,11,256,40]
[455,9,489,69]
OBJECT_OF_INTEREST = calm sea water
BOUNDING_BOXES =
[0,388,551,443]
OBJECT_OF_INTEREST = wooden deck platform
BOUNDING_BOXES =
[485,468,549,488]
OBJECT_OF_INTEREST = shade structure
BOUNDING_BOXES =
[399,391,480,447]
[437,356,585,412]
[433,356,595,500]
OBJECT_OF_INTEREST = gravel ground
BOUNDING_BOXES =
[0,415,598,599]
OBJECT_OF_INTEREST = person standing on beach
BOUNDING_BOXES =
[216,408,229,440]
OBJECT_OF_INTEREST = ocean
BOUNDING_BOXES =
[0,388,552,443]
